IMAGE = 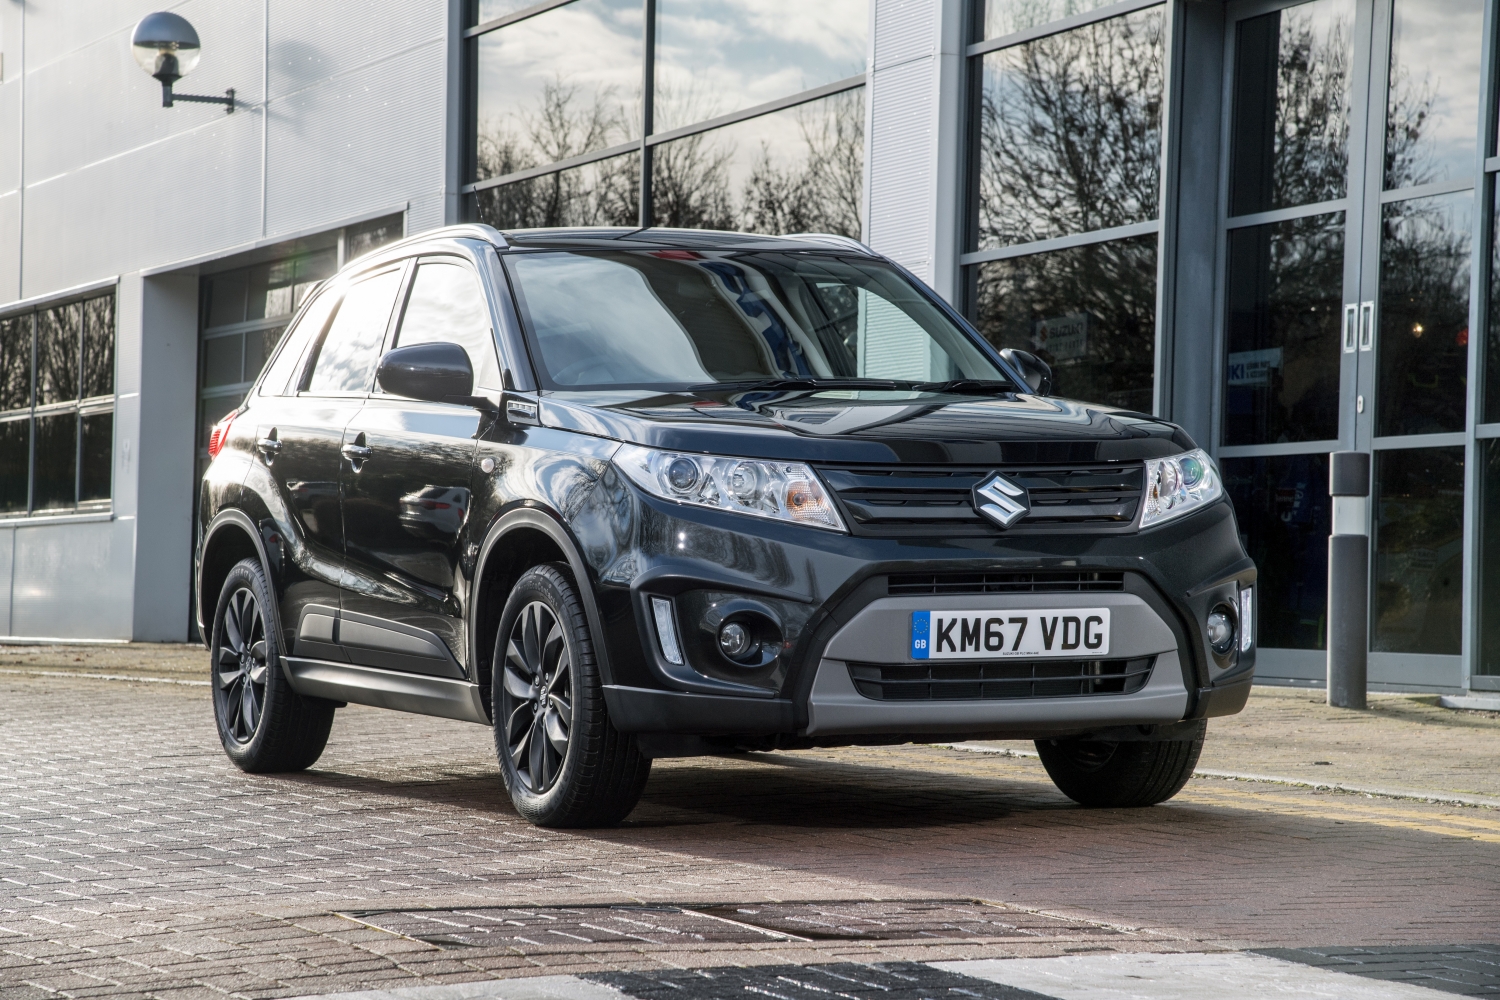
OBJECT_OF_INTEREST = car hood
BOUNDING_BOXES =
[538,388,1196,464]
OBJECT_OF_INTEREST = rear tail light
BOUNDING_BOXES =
[207,412,236,460]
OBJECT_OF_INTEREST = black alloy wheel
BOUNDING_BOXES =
[215,587,270,744]
[209,556,335,773]
[500,600,574,794]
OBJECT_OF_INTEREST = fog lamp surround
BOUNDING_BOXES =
[1206,604,1236,656]
[614,444,845,531]
[1141,449,1222,528]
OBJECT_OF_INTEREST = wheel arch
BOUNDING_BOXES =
[470,507,613,719]
[198,509,278,652]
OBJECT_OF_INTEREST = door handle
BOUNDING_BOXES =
[341,442,373,469]
[1358,301,1374,351]
[1342,304,1358,353]
[256,435,282,464]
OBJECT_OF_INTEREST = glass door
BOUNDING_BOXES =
[1220,0,1487,689]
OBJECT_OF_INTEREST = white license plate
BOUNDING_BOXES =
[910,609,1111,659]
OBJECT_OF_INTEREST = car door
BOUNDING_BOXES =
[338,255,501,677]
[270,263,405,660]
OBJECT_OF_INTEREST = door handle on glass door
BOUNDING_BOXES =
[1343,304,1358,353]
[1358,301,1374,351]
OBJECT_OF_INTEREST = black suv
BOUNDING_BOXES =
[197,225,1256,827]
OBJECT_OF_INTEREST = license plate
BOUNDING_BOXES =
[910,609,1111,659]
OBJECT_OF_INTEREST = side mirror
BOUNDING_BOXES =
[376,342,475,404]
[1000,348,1053,395]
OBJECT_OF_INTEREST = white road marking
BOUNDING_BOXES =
[285,975,628,1000]
[937,952,1455,999]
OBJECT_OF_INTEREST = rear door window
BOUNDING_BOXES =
[304,267,404,395]
[257,284,339,396]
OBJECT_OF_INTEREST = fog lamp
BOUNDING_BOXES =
[1206,605,1236,656]
[718,621,756,660]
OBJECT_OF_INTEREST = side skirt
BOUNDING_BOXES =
[283,656,490,725]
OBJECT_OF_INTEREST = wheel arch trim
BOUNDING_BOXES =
[470,505,615,689]
[199,508,284,670]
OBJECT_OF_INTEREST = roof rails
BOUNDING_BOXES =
[783,233,877,255]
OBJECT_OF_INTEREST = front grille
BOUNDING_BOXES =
[816,464,1143,537]
[887,570,1125,596]
[848,657,1155,701]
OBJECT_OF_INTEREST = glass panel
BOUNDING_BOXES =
[205,273,248,329]
[970,234,1157,411]
[509,250,1007,389]
[1221,454,1331,649]
[1480,439,1500,673]
[0,315,30,413]
[1375,191,1471,437]
[244,326,285,386]
[984,0,1120,38]
[1223,212,1343,445]
[306,270,404,395]
[36,303,80,405]
[345,216,403,264]
[475,0,535,25]
[473,0,642,183]
[472,151,640,229]
[654,0,867,133]
[79,411,112,502]
[1384,0,1483,191]
[975,7,1164,250]
[0,418,29,512]
[32,412,77,510]
[650,89,864,235]
[259,288,340,397]
[395,262,500,387]
[1492,176,1500,422]
[202,334,244,388]
[1228,0,1354,217]
[1372,445,1463,654]
[81,295,114,399]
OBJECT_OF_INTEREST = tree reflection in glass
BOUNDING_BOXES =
[1384,0,1483,191]
[975,7,1163,250]
[1221,454,1330,650]
[82,295,114,401]
[650,90,863,236]
[472,0,642,183]
[1223,213,1343,446]
[1372,446,1464,655]
[972,235,1157,412]
[1479,440,1500,673]
[1376,191,1471,436]
[36,303,80,406]
[0,315,30,414]
[472,152,640,229]
[654,0,866,133]
[1229,0,1353,216]
[984,0,1122,39]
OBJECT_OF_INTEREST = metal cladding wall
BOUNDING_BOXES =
[0,0,455,640]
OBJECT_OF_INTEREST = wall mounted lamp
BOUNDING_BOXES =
[131,12,235,113]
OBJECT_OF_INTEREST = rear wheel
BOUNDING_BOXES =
[1035,721,1205,807]
[493,564,650,827]
[211,557,335,772]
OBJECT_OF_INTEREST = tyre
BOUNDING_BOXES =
[211,557,335,772]
[493,563,650,827]
[1035,721,1206,808]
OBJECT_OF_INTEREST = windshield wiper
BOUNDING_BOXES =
[686,377,902,393]
[907,378,1016,395]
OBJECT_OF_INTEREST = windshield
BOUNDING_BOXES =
[505,250,1011,391]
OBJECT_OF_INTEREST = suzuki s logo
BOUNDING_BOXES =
[973,472,1029,528]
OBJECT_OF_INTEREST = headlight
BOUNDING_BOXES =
[614,444,846,532]
[1141,448,1222,528]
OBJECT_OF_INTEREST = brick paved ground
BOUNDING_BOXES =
[2,647,1499,998]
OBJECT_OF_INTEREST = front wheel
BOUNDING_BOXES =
[493,564,650,827]
[1035,721,1205,807]
[211,557,335,772]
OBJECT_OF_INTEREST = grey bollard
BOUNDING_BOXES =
[1327,451,1369,709]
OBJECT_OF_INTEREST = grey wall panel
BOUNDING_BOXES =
[132,272,199,641]
[0,191,18,305]
[873,0,936,69]
[408,192,444,236]
[0,77,19,195]
[0,526,12,636]
[867,55,936,281]
[21,115,263,298]
[23,0,262,191]
[264,40,446,239]
[11,518,136,639]
[268,0,445,100]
